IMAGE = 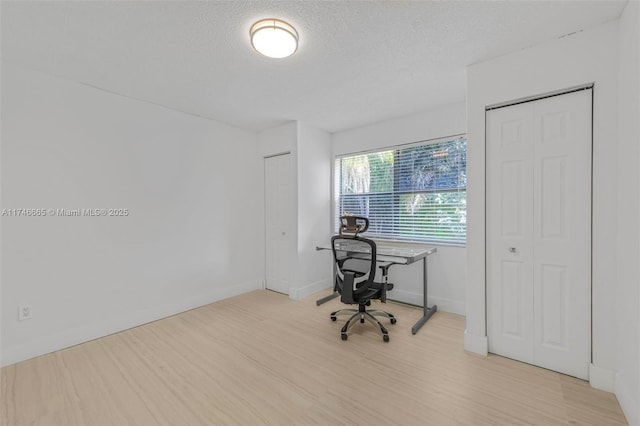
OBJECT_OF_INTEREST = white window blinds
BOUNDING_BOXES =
[334,136,467,245]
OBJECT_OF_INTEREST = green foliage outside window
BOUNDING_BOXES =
[336,137,466,244]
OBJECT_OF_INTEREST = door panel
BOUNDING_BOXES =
[487,102,535,364]
[540,264,568,350]
[500,260,526,340]
[487,89,592,379]
[540,156,567,238]
[501,161,525,237]
[533,90,591,379]
[265,154,293,295]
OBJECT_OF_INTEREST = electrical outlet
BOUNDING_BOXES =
[18,305,32,321]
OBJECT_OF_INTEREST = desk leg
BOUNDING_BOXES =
[316,292,339,306]
[316,262,339,306]
[411,256,437,334]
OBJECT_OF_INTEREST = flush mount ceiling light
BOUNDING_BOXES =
[250,18,298,59]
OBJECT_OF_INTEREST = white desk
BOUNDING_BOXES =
[316,242,437,334]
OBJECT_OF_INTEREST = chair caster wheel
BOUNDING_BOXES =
[331,316,337,321]
[390,318,397,324]
[341,334,348,341]
[360,318,365,323]
[383,335,389,342]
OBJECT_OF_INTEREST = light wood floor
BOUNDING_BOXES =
[1,290,627,426]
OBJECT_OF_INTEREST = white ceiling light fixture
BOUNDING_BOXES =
[250,18,298,59]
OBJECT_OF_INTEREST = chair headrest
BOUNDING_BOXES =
[339,216,369,237]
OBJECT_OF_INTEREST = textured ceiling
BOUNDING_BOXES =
[1,1,627,133]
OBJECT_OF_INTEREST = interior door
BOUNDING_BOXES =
[487,89,592,379]
[265,153,293,295]
[531,90,591,379]
[486,101,536,364]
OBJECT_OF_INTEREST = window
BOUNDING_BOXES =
[334,136,467,245]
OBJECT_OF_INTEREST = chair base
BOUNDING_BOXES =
[330,304,396,342]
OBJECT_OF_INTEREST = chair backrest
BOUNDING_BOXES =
[331,234,377,305]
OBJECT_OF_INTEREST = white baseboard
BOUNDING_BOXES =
[589,363,616,393]
[290,278,332,301]
[0,279,261,367]
[390,289,465,315]
[464,330,488,356]
[615,372,639,426]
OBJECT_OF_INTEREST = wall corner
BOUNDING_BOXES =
[589,363,616,393]
[615,372,639,426]
[464,329,488,355]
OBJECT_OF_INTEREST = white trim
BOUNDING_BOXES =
[0,280,261,367]
[486,83,594,110]
[589,363,616,393]
[615,372,638,426]
[289,278,332,301]
[263,150,291,159]
[334,133,467,159]
[464,330,488,355]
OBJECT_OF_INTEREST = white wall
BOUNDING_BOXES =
[331,103,467,314]
[0,64,263,366]
[466,21,619,380]
[295,122,332,299]
[259,121,298,158]
[615,1,640,423]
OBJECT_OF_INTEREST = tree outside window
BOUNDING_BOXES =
[335,136,466,244]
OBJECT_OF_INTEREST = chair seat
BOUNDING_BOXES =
[370,281,394,291]
[356,281,393,290]
[351,282,393,303]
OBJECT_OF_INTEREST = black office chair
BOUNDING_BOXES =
[330,217,396,342]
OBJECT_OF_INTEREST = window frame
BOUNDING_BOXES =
[333,134,467,247]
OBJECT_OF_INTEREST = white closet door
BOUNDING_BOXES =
[487,101,536,364]
[532,90,591,379]
[265,153,293,295]
[487,89,592,379]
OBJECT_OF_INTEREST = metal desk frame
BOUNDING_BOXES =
[316,243,437,334]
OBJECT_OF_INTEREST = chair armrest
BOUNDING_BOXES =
[377,262,394,303]
[378,262,393,277]
[340,271,355,304]
[380,279,387,303]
